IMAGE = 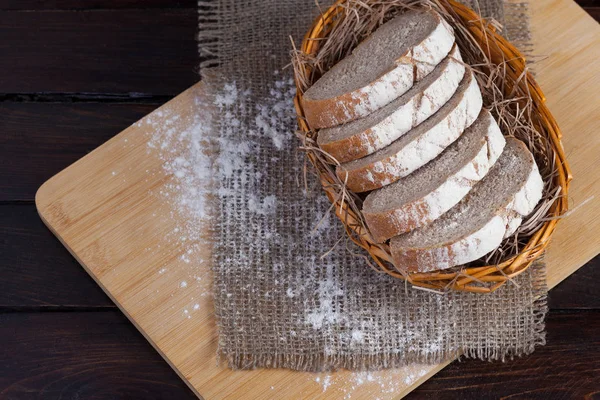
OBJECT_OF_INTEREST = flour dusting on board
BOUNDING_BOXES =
[145,93,217,306]
[147,98,214,242]
[310,366,430,399]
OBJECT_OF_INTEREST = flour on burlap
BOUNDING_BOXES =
[208,77,368,347]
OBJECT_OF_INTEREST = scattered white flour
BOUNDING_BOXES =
[146,95,215,255]
[248,194,277,216]
[254,80,295,150]
[310,366,430,399]
[351,329,364,344]
[305,263,346,330]
[145,86,219,314]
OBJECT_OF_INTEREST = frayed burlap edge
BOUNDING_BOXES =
[216,260,546,371]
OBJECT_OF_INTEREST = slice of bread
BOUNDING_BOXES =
[336,71,483,193]
[302,9,455,129]
[317,45,465,163]
[390,138,544,273]
[363,110,505,243]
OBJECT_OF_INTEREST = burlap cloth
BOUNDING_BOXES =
[199,0,546,371]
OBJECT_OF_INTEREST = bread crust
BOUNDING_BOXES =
[302,12,455,129]
[317,45,465,163]
[390,139,544,273]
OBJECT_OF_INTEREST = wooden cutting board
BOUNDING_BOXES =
[36,0,600,398]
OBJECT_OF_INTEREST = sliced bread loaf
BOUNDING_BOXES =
[317,45,465,163]
[302,9,455,129]
[336,71,483,193]
[363,110,505,243]
[390,138,544,273]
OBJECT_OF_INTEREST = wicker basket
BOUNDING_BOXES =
[292,0,572,293]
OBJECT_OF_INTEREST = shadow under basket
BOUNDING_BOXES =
[292,0,572,293]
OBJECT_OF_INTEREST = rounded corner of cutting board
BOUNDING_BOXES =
[35,174,60,224]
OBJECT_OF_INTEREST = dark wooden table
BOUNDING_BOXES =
[1,1,598,399]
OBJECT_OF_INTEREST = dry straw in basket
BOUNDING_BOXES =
[291,0,572,293]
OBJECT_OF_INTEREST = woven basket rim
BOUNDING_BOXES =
[293,0,572,293]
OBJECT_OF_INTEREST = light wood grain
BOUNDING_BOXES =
[36,0,600,398]
[533,0,600,286]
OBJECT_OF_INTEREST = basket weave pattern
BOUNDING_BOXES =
[293,0,571,293]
